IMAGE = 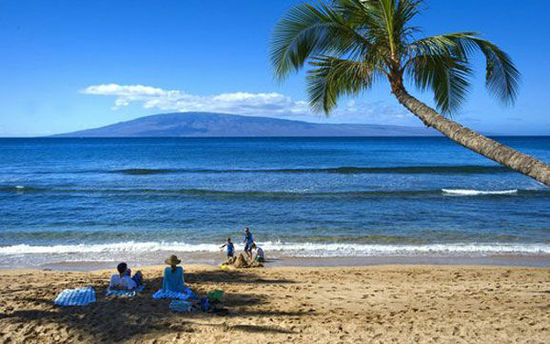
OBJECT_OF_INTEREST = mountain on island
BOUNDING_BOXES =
[53,112,439,137]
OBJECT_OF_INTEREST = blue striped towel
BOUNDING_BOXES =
[152,286,198,300]
[106,284,146,297]
[54,286,96,306]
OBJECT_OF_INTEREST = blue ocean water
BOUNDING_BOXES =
[0,137,548,267]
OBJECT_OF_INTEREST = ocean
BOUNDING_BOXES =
[0,137,548,269]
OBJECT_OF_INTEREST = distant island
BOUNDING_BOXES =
[53,112,439,137]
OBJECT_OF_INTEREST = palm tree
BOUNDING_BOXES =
[270,0,550,186]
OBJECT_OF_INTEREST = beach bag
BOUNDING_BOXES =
[169,300,195,312]
[207,290,224,303]
[200,297,211,311]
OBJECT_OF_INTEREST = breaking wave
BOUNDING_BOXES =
[442,189,518,196]
[1,241,549,257]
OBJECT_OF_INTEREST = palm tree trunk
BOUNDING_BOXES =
[390,84,550,186]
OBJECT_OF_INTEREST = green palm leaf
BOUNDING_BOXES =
[270,0,520,114]
[307,56,374,113]
[270,2,369,80]
[406,53,472,114]
[408,32,519,107]
[270,1,550,187]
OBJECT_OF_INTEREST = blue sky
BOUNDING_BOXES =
[0,0,549,136]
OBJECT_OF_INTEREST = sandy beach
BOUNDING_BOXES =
[0,264,549,343]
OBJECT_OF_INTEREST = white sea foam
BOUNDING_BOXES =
[15,185,24,189]
[0,242,219,255]
[1,241,549,257]
[442,189,518,196]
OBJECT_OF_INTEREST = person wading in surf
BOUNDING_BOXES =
[243,227,254,259]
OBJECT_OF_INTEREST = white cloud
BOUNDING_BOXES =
[81,83,310,116]
[81,83,416,125]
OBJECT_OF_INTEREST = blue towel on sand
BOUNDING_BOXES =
[106,284,146,297]
[54,286,96,306]
[153,286,198,300]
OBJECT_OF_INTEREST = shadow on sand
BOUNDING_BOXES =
[185,268,296,285]
[0,269,304,342]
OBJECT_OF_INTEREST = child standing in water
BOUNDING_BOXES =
[220,236,235,262]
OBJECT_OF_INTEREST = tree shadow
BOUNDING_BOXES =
[229,324,295,334]
[0,269,301,342]
[185,269,296,284]
[225,309,311,318]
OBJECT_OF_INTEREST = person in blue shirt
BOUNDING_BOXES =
[220,236,235,261]
[243,227,254,258]
[162,254,185,293]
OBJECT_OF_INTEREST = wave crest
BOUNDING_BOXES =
[442,189,518,196]
[113,165,510,175]
[1,241,549,257]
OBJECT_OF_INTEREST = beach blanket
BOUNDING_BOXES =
[106,284,146,297]
[152,286,198,300]
[54,286,96,306]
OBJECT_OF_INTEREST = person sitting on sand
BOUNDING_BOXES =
[251,242,265,263]
[220,236,235,263]
[109,262,143,290]
[162,255,185,293]
[243,227,254,258]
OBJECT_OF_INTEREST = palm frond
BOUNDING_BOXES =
[270,2,369,80]
[270,1,520,118]
[406,52,472,114]
[408,32,519,105]
[467,38,520,104]
[334,0,395,61]
[406,32,479,61]
[335,0,386,32]
[393,0,423,54]
[306,56,374,113]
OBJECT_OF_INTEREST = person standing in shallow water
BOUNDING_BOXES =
[243,227,254,258]
[220,236,235,263]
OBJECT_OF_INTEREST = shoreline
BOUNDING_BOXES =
[1,264,548,343]
[2,253,549,272]
[3,239,550,272]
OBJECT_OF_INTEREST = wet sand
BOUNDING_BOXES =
[31,253,550,272]
[0,264,549,343]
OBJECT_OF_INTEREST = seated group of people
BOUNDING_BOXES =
[109,254,185,292]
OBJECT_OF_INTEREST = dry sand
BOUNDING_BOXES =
[0,264,549,343]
